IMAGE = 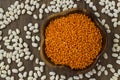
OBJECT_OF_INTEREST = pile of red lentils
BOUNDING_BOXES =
[45,13,102,69]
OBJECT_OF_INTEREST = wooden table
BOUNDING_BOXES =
[0,0,120,80]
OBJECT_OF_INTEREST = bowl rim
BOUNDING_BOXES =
[40,8,108,74]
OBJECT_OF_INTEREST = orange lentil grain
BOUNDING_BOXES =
[45,13,102,69]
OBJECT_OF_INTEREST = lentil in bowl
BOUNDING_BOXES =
[40,8,107,74]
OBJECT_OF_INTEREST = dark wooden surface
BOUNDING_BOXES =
[0,0,120,80]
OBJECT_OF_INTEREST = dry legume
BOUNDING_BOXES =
[45,13,102,69]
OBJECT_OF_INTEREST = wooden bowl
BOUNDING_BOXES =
[40,8,107,74]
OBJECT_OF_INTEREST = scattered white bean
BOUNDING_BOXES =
[33,14,38,19]
[27,11,32,15]
[19,66,25,72]
[85,73,91,78]
[29,70,33,76]
[41,4,46,9]
[32,42,38,47]
[37,71,41,77]
[18,73,23,78]
[39,62,45,66]
[23,71,27,77]
[112,53,118,57]
[39,8,43,14]
[97,71,102,76]
[114,34,120,39]
[110,68,115,73]
[44,8,49,13]
[17,62,23,67]
[24,55,30,60]
[41,75,46,80]
[116,60,120,64]
[49,71,56,75]
[103,53,108,59]
[12,69,18,73]
[39,14,43,19]
[107,64,113,68]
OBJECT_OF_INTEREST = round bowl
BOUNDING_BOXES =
[40,8,107,74]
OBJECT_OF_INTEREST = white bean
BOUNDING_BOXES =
[41,4,46,9]
[113,39,119,43]
[33,14,38,19]
[106,29,111,33]
[112,18,117,22]
[118,69,120,75]
[114,34,120,39]
[44,8,49,13]
[104,70,108,75]
[0,53,3,60]
[18,73,23,78]
[79,74,83,79]
[24,56,30,60]
[41,75,46,80]
[23,71,27,77]
[97,71,102,76]
[35,36,40,41]
[26,35,31,39]
[107,64,113,68]
[100,66,105,72]
[112,53,118,57]
[34,72,38,78]
[31,6,35,11]
[113,13,118,17]
[37,71,41,77]
[39,62,45,66]
[7,58,11,64]
[17,62,23,67]
[26,31,31,35]
[73,4,77,8]
[16,29,20,34]
[0,8,4,13]
[29,70,33,76]
[32,42,38,47]
[1,74,6,78]
[6,77,11,80]
[32,36,35,42]
[30,54,34,60]
[39,14,43,19]
[24,26,27,31]
[19,66,25,72]
[103,53,108,59]
[22,9,26,14]
[50,1,56,5]
[47,6,52,11]
[36,3,40,9]
[27,11,32,15]
[40,66,44,72]
[49,71,56,75]
[118,21,120,25]
[34,23,38,28]
[116,60,120,64]
[73,76,79,79]
[7,70,11,75]
[39,8,43,14]
[114,73,119,77]
[113,22,118,28]
[35,58,39,64]
[89,2,93,8]
[110,68,115,73]
[12,69,18,73]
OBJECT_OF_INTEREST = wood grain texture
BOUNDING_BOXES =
[0,0,120,80]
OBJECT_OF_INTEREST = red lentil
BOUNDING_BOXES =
[45,13,102,69]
